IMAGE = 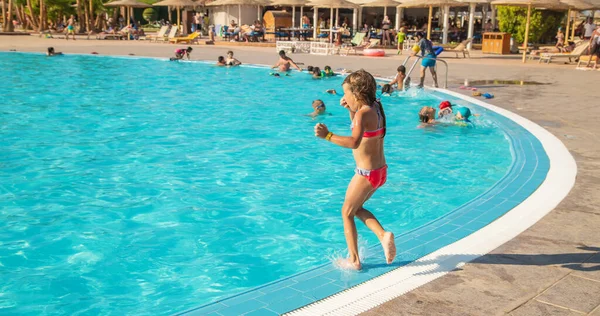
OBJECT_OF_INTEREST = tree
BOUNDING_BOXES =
[497,6,565,44]
[7,0,14,31]
[142,7,156,23]
[2,0,7,32]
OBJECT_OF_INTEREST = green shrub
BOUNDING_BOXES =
[497,6,565,44]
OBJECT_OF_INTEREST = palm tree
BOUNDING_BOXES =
[7,0,15,31]
[2,0,7,32]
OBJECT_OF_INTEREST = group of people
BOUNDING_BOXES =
[224,19,266,43]
[418,101,475,127]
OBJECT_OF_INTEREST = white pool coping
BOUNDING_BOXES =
[284,89,577,316]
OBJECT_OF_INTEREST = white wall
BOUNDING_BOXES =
[209,5,262,28]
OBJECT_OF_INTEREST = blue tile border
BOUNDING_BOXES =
[175,94,550,316]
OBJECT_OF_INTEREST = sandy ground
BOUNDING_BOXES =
[2,35,600,316]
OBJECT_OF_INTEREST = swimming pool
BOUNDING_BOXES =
[0,53,513,315]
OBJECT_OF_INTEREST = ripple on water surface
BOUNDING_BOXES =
[0,53,512,315]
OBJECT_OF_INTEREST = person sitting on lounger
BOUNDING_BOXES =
[225,51,241,66]
[46,47,62,56]
[171,47,192,61]
[307,99,327,117]
[217,56,227,66]
[272,50,302,72]
[530,41,576,56]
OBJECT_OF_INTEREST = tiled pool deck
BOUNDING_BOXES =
[176,93,550,316]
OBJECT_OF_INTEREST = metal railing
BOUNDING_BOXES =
[401,55,449,89]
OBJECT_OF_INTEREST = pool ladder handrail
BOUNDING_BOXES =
[401,55,449,89]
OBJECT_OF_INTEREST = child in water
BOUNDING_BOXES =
[418,106,436,125]
[438,100,453,118]
[388,65,410,91]
[312,66,323,79]
[225,50,242,66]
[47,47,62,56]
[381,84,393,95]
[455,107,472,122]
[171,47,193,61]
[216,56,227,66]
[323,65,336,76]
[307,99,327,117]
[326,89,338,95]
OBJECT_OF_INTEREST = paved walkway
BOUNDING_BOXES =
[2,36,599,315]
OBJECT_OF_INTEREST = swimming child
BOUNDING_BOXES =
[438,100,453,118]
[216,56,227,66]
[418,106,436,125]
[381,84,393,95]
[225,50,242,66]
[314,69,395,271]
[307,65,314,73]
[307,99,327,117]
[46,47,62,56]
[323,65,336,77]
[171,47,192,61]
[326,89,338,95]
[455,106,472,122]
[312,66,324,79]
[388,65,410,91]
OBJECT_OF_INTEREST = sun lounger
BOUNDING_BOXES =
[340,38,379,56]
[98,26,129,40]
[539,42,589,64]
[170,31,200,44]
[146,25,169,42]
[443,38,472,58]
[157,26,178,43]
[576,54,598,69]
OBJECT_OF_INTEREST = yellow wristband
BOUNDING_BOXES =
[325,132,333,141]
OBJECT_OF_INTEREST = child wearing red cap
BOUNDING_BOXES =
[438,101,453,118]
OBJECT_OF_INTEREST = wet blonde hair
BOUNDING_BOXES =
[343,69,386,136]
[342,69,377,106]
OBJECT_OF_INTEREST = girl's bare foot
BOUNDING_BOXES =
[381,232,396,264]
[335,258,362,270]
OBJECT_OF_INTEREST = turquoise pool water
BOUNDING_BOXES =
[0,53,512,315]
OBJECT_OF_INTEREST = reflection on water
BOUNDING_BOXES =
[463,79,548,86]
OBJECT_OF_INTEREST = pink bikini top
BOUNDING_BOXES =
[351,101,385,138]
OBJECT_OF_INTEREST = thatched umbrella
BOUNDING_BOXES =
[398,0,460,42]
[153,0,198,29]
[105,0,151,40]
[361,0,401,18]
[207,0,271,25]
[491,0,568,62]
[307,0,358,41]
[270,0,307,28]
[560,0,597,41]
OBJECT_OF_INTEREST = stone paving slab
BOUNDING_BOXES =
[570,252,600,282]
[509,300,584,316]
[535,275,600,314]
